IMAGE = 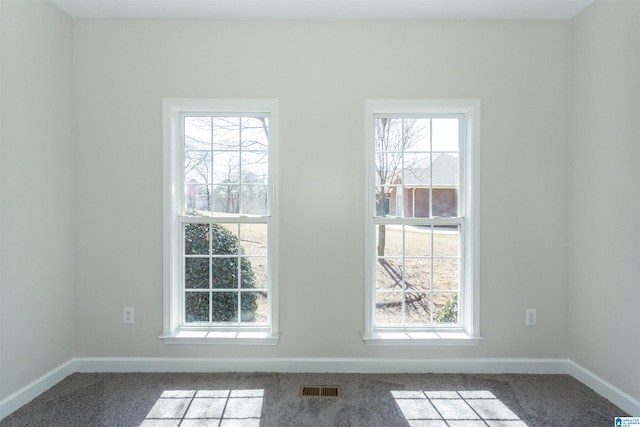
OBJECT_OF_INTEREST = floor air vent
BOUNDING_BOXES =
[299,385,342,398]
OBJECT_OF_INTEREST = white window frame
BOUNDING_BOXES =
[364,99,482,346]
[161,99,279,345]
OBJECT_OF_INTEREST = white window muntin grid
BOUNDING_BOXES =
[180,113,271,326]
[373,113,464,220]
[168,102,276,335]
[373,224,462,311]
[181,112,270,217]
[180,218,269,327]
[374,218,464,328]
[371,111,467,330]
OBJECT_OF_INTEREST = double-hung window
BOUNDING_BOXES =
[162,99,278,344]
[364,100,481,345]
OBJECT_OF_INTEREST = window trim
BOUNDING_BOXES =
[161,98,279,345]
[363,99,482,346]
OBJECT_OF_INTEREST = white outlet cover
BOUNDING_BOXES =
[123,307,134,324]
[525,309,536,326]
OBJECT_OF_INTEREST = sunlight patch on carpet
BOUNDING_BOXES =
[391,389,528,426]
[140,389,264,426]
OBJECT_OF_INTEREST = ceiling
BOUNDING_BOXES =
[49,0,594,20]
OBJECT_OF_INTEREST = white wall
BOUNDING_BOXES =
[73,20,571,360]
[0,0,75,401]
[4,1,640,415]
[570,0,640,402]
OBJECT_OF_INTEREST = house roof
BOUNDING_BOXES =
[401,153,458,188]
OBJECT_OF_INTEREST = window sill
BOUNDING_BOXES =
[363,331,483,346]
[160,330,279,345]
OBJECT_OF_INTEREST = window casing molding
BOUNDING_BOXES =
[364,99,481,346]
[161,98,279,345]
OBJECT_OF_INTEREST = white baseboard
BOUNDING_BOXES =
[3,357,637,421]
[568,360,640,416]
[0,359,75,421]
[73,356,568,374]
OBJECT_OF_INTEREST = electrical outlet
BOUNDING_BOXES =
[525,309,537,326]
[123,307,134,324]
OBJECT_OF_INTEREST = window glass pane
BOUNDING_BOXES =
[185,184,211,213]
[431,153,459,185]
[241,291,267,323]
[432,118,459,152]
[185,151,211,184]
[375,117,403,151]
[184,223,210,255]
[376,225,402,257]
[239,256,256,289]
[404,292,431,324]
[212,151,240,184]
[239,224,268,256]
[213,117,240,150]
[433,226,459,257]
[240,185,268,215]
[433,293,459,325]
[211,184,240,214]
[375,186,399,216]
[403,151,431,174]
[404,118,431,152]
[185,258,209,289]
[185,292,209,323]
[433,187,458,218]
[211,292,238,322]
[376,258,402,291]
[433,258,459,291]
[403,187,430,218]
[211,257,238,289]
[375,151,402,187]
[375,292,403,324]
[244,257,267,289]
[404,258,431,291]
[242,152,268,184]
[405,225,431,257]
[241,117,269,150]
[185,117,211,150]
[210,223,239,254]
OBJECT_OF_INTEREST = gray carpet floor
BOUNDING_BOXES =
[1,372,628,426]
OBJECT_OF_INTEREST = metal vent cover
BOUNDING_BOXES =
[299,385,342,398]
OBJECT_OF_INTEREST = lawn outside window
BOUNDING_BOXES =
[364,99,482,346]
[161,99,278,345]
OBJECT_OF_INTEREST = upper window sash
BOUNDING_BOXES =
[372,112,466,221]
[179,111,272,218]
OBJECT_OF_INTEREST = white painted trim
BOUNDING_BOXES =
[0,359,75,421]
[363,331,483,346]
[159,330,279,345]
[73,356,567,375]
[162,98,279,341]
[568,360,640,416]
[364,99,481,339]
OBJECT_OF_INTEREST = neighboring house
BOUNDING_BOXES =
[388,153,459,218]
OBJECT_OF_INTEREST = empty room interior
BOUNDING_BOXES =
[1,0,639,424]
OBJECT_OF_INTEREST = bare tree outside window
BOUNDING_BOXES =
[374,117,426,255]
[185,116,269,216]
